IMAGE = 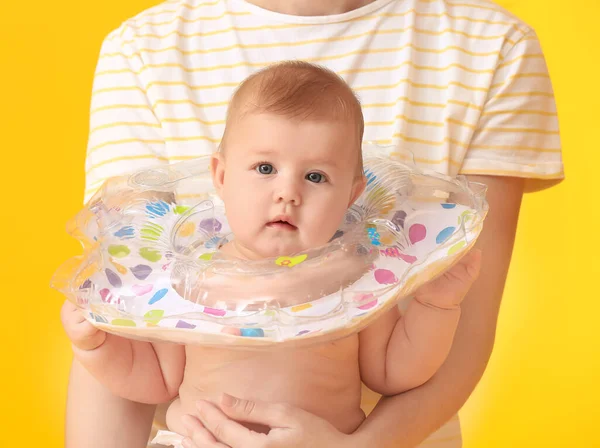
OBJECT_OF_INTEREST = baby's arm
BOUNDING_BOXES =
[359,250,481,396]
[359,301,460,396]
[61,301,185,404]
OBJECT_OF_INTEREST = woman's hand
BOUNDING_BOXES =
[180,394,359,448]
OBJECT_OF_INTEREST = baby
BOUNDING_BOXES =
[62,61,477,444]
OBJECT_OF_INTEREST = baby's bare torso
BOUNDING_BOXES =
[166,334,365,436]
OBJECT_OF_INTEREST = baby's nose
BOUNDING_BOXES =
[275,180,302,205]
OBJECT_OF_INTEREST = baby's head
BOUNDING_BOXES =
[211,61,366,259]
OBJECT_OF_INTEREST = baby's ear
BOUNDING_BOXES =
[210,152,226,198]
[348,174,367,206]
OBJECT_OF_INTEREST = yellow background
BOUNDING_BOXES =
[0,0,597,446]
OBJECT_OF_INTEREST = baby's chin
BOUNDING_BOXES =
[220,240,316,261]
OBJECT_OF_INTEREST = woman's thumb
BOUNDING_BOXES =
[219,393,297,428]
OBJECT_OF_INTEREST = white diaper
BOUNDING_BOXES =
[150,430,185,448]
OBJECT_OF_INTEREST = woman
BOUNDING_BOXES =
[66,0,563,446]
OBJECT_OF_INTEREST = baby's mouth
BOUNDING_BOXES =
[266,219,297,231]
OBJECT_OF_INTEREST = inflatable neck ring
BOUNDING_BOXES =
[52,146,488,348]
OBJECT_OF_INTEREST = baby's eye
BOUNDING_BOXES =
[256,164,274,175]
[306,172,326,183]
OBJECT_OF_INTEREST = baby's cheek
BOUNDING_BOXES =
[307,220,340,247]
[227,196,255,225]
[224,210,248,241]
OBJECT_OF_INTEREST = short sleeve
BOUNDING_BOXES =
[461,30,564,192]
[84,25,167,203]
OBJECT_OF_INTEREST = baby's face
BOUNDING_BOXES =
[212,113,365,259]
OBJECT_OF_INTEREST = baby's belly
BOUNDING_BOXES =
[166,335,365,436]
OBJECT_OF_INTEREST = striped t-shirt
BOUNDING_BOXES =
[85,0,563,204]
[86,1,563,446]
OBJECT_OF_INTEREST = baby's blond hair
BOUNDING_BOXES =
[221,61,365,175]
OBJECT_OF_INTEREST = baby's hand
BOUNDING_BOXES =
[60,300,107,351]
[414,249,482,310]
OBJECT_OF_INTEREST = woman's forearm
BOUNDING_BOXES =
[66,359,157,448]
